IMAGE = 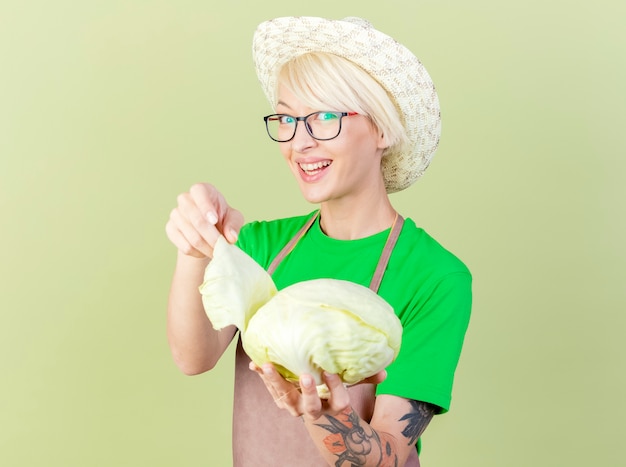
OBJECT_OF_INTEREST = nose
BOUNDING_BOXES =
[290,120,317,153]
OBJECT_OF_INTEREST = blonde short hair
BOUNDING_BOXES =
[277,52,408,157]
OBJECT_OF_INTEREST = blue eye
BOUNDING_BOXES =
[279,115,295,124]
[317,112,339,121]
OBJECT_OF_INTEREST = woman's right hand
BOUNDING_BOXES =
[165,183,244,259]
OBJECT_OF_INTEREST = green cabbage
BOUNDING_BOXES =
[199,236,402,397]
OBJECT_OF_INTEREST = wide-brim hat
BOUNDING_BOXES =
[252,16,441,193]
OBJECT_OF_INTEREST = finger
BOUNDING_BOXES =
[249,362,282,400]
[168,206,216,257]
[323,372,350,412]
[222,207,244,244]
[165,219,206,258]
[188,183,244,244]
[260,364,302,416]
[189,183,226,226]
[177,192,221,248]
[299,374,322,419]
[354,370,387,386]
[248,361,263,375]
[261,364,290,395]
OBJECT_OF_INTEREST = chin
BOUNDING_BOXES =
[298,186,330,205]
[301,193,327,205]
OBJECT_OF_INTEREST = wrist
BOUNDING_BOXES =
[175,251,211,277]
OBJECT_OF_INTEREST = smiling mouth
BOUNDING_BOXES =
[298,160,332,175]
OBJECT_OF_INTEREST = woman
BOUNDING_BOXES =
[166,17,471,466]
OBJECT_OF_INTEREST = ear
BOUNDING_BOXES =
[377,130,389,150]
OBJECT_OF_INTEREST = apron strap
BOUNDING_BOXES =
[267,211,320,276]
[369,214,404,293]
[267,211,404,294]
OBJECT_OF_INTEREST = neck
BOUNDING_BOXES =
[318,197,397,240]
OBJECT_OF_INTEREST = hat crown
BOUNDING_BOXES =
[340,17,373,29]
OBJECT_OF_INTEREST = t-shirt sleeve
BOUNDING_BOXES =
[235,214,313,270]
[376,271,472,413]
[235,221,280,269]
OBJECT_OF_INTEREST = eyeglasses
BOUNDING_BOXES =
[263,111,358,142]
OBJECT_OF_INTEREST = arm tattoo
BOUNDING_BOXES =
[316,409,395,466]
[315,401,435,465]
[399,400,436,446]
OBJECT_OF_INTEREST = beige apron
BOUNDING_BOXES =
[231,212,419,466]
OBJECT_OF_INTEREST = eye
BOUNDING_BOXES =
[279,115,295,124]
[316,112,339,122]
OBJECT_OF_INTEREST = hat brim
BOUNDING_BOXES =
[253,16,441,192]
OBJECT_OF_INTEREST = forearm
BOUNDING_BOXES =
[303,407,402,467]
[252,368,433,465]
[167,251,235,374]
[303,396,436,466]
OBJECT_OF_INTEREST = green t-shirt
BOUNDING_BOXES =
[236,211,472,413]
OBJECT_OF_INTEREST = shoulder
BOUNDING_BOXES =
[397,218,471,278]
[379,216,472,324]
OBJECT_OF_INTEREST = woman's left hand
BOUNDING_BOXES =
[249,362,386,420]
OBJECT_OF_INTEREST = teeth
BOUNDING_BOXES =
[299,161,331,172]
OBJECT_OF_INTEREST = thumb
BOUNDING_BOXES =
[222,207,244,244]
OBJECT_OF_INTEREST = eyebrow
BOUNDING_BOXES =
[276,100,292,110]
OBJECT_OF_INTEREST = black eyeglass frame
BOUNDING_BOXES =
[263,111,359,142]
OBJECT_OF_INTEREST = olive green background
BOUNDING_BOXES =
[1,1,624,466]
